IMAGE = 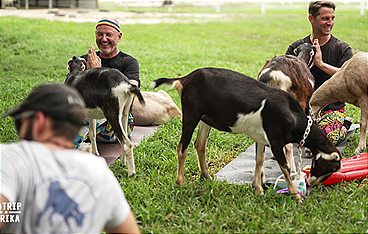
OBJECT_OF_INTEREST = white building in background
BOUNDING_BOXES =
[1,0,98,8]
[1,0,366,15]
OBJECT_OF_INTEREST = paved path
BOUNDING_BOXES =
[215,124,360,185]
[98,126,158,165]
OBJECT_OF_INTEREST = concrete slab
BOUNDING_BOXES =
[215,124,360,184]
[98,126,158,165]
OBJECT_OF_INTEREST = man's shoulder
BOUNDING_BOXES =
[102,51,138,67]
[329,35,351,48]
[322,35,352,67]
[325,35,353,59]
[286,36,310,54]
[289,36,310,47]
[117,51,138,62]
[1,140,42,155]
[61,148,109,170]
[1,141,107,170]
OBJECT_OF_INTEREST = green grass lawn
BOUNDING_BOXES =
[0,9,367,233]
[100,1,366,14]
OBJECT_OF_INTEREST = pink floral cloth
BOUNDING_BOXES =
[318,108,347,145]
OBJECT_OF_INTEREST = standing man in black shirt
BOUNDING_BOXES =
[74,18,140,148]
[286,1,353,146]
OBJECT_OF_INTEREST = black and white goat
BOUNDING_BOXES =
[65,56,145,176]
[154,68,340,200]
[292,43,316,69]
[258,43,315,171]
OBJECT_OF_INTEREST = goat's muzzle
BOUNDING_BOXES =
[308,151,341,186]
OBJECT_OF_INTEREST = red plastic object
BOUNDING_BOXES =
[303,152,368,185]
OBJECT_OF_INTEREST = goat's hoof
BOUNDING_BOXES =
[354,147,364,155]
[176,178,185,186]
[120,158,127,167]
[252,181,264,195]
[294,194,303,203]
[256,190,265,195]
[92,150,100,156]
[91,151,100,156]
[128,171,135,177]
[254,187,264,195]
[200,174,211,181]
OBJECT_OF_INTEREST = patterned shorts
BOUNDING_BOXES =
[318,108,347,145]
[74,113,135,149]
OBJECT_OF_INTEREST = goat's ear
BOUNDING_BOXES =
[311,45,317,52]
[78,58,87,71]
[68,57,73,65]
[67,58,73,71]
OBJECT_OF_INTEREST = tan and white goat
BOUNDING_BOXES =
[310,52,368,154]
[132,90,181,126]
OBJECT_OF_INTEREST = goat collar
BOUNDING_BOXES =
[308,103,322,123]
[307,51,315,69]
[299,116,313,147]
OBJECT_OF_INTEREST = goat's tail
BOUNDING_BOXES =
[152,77,183,97]
[152,77,181,89]
[130,85,145,105]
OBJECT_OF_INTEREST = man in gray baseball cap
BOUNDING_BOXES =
[3,83,86,144]
[1,84,140,233]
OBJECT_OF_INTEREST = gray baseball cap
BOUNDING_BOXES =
[3,83,86,126]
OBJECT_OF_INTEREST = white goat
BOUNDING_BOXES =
[310,52,368,154]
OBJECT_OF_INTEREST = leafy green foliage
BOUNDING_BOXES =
[0,10,367,233]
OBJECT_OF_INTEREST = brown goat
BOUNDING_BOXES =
[258,55,314,113]
[310,52,368,154]
[258,48,315,171]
